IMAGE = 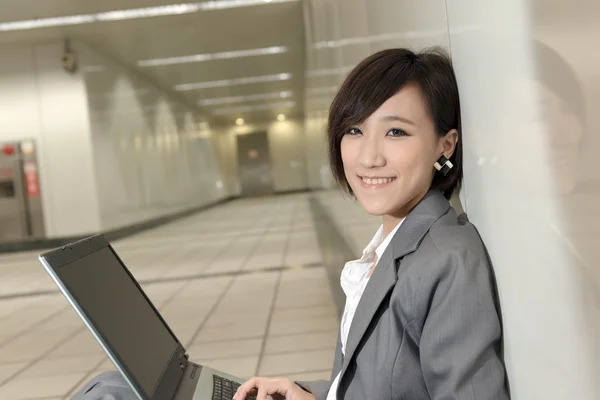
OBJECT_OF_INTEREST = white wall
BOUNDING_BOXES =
[79,44,228,231]
[446,0,600,398]
[218,118,308,194]
[0,41,101,238]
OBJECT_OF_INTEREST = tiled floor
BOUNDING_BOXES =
[0,193,356,400]
[313,191,380,256]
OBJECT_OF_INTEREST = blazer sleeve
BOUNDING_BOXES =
[418,249,510,400]
[294,380,332,400]
[295,330,342,400]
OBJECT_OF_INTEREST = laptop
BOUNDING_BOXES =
[38,234,255,400]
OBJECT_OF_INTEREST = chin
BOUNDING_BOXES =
[354,195,393,216]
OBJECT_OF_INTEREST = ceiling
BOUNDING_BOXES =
[0,0,307,126]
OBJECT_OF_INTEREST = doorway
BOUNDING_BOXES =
[236,131,274,197]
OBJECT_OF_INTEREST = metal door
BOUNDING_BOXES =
[236,131,274,197]
[0,141,45,242]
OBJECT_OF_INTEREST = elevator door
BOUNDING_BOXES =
[0,141,44,242]
[236,132,274,197]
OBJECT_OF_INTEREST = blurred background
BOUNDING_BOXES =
[0,0,598,399]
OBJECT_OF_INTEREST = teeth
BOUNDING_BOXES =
[362,177,394,185]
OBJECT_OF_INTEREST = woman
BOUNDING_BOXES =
[234,48,510,400]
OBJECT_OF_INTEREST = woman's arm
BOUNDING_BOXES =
[419,249,510,400]
[294,380,331,400]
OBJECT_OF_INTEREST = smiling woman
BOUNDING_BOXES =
[234,48,509,400]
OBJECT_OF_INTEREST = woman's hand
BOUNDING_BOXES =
[233,376,316,400]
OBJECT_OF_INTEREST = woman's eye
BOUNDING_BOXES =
[387,128,407,137]
[347,128,362,135]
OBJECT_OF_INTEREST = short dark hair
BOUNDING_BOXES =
[328,47,463,200]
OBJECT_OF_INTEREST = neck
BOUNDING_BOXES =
[382,214,403,239]
[382,189,430,238]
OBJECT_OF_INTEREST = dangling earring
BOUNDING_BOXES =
[434,155,454,176]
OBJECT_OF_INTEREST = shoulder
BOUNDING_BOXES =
[411,208,491,279]
[429,209,488,259]
[405,209,501,329]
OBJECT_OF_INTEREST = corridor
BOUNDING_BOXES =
[0,193,370,400]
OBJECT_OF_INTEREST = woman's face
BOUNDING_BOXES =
[341,83,457,217]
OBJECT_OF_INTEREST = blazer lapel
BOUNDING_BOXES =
[337,190,451,391]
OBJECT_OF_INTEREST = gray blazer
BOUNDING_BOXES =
[298,190,510,400]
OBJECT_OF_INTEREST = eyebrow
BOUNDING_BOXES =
[380,115,416,125]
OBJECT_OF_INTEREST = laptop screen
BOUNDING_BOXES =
[57,246,178,398]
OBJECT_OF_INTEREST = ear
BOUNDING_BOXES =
[438,129,458,159]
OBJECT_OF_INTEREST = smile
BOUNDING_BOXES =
[359,176,396,186]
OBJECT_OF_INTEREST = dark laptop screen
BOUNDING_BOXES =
[58,246,178,398]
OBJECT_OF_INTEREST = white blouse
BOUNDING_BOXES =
[325,220,404,400]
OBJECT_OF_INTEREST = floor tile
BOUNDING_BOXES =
[0,327,79,363]
[21,355,104,378]
[268,316,339,336]
[163,315,206,332]
[271,306,339,323]
[204,310,270,328]
[187,338,262,360]
[0,362,29,384]
[258,349,336,376]
[284,370,332,381]
[194,322,267,343]
[0,373,87,399]
[274,293,335,309]
[173,329,199,346]
[46,330,104,359]
[264,331,338,354]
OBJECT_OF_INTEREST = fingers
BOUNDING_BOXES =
[233,377,292,400]
[234,376,258,400]
[257,385,268,400]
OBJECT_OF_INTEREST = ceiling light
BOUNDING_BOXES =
[213,101,296,116]
[176,73,292,91]
[0,0,298,32]
[98,4,201,21]
[200,0,296,11]
[313,30,447,49]
[138,46,288,67]
[277,114,286,121]
[199,91,292,106]
[236,118,245,126]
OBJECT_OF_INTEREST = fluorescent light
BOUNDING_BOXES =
[97,4,200,21]
[138,46,288,67]
[0,0,298,32]
[200,0,296,11]
[0,15,95,31]
[314,30,447,49]
[175,73,292,91]
[213,101,296,115]
[199,91,292,106]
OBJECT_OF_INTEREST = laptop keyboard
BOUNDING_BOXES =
[212,375,256,400]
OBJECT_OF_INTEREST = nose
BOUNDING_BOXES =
[358,134,386,168]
